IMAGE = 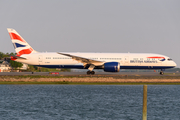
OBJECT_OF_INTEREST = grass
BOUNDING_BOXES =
[1,74,180,79]
[0,74,180,85]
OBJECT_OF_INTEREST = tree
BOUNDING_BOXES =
[9,60,23,69]
[9,52,16,55]
[27,65,38,72]
[0,52,5,59]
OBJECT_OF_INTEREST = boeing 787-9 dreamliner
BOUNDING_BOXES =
[7,28,176,75]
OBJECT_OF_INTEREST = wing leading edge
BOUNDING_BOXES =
[57,52,104,68]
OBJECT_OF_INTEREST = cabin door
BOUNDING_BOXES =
[124,56,129,64]
[38,55,43,65]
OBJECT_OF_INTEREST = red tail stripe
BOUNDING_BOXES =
[17,48,33,56]
[9,32,25,43]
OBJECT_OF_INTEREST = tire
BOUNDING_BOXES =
[91,71,95,75]
[87,71,91,75]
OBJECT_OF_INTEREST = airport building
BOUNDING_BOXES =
[0,60,28,72]
[0,60,11,72]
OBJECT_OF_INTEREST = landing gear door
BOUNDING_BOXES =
[38,55,43,65]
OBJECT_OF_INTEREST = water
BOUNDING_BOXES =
[0,85,180,120]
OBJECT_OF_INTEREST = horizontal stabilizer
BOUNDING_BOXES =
[11,55,27,60]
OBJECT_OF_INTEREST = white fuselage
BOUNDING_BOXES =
[15,52,176,70]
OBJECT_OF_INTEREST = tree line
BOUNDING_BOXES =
[0,52,23,69]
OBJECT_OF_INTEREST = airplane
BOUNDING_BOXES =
[7,28,176,75]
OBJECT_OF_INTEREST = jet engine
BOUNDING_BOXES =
[103,62,120,72]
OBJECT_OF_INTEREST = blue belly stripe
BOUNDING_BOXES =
[35,65,175,70]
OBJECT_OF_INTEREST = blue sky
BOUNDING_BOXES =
[0,0,180,67]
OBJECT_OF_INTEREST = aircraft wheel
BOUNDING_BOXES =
[91,71,95,75]
[160,71,164,75]
[87,71,91,75]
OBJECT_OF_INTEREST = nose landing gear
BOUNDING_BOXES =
[160,69,165,75]
[160,71,164,75]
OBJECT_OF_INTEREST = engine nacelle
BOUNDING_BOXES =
[103,62,120,72]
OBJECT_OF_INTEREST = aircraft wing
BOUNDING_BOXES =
[57,52,104,66]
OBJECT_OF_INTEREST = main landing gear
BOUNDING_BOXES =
[87,71,95,75]
[87,64,95,75]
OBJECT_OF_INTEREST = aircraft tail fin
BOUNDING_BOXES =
[7,28,38,56]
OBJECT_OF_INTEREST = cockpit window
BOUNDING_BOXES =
[168,58,172,61]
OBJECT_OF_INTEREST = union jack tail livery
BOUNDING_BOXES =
[7,28,38,56]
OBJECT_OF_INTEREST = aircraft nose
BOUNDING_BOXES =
[173,61,177,67]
